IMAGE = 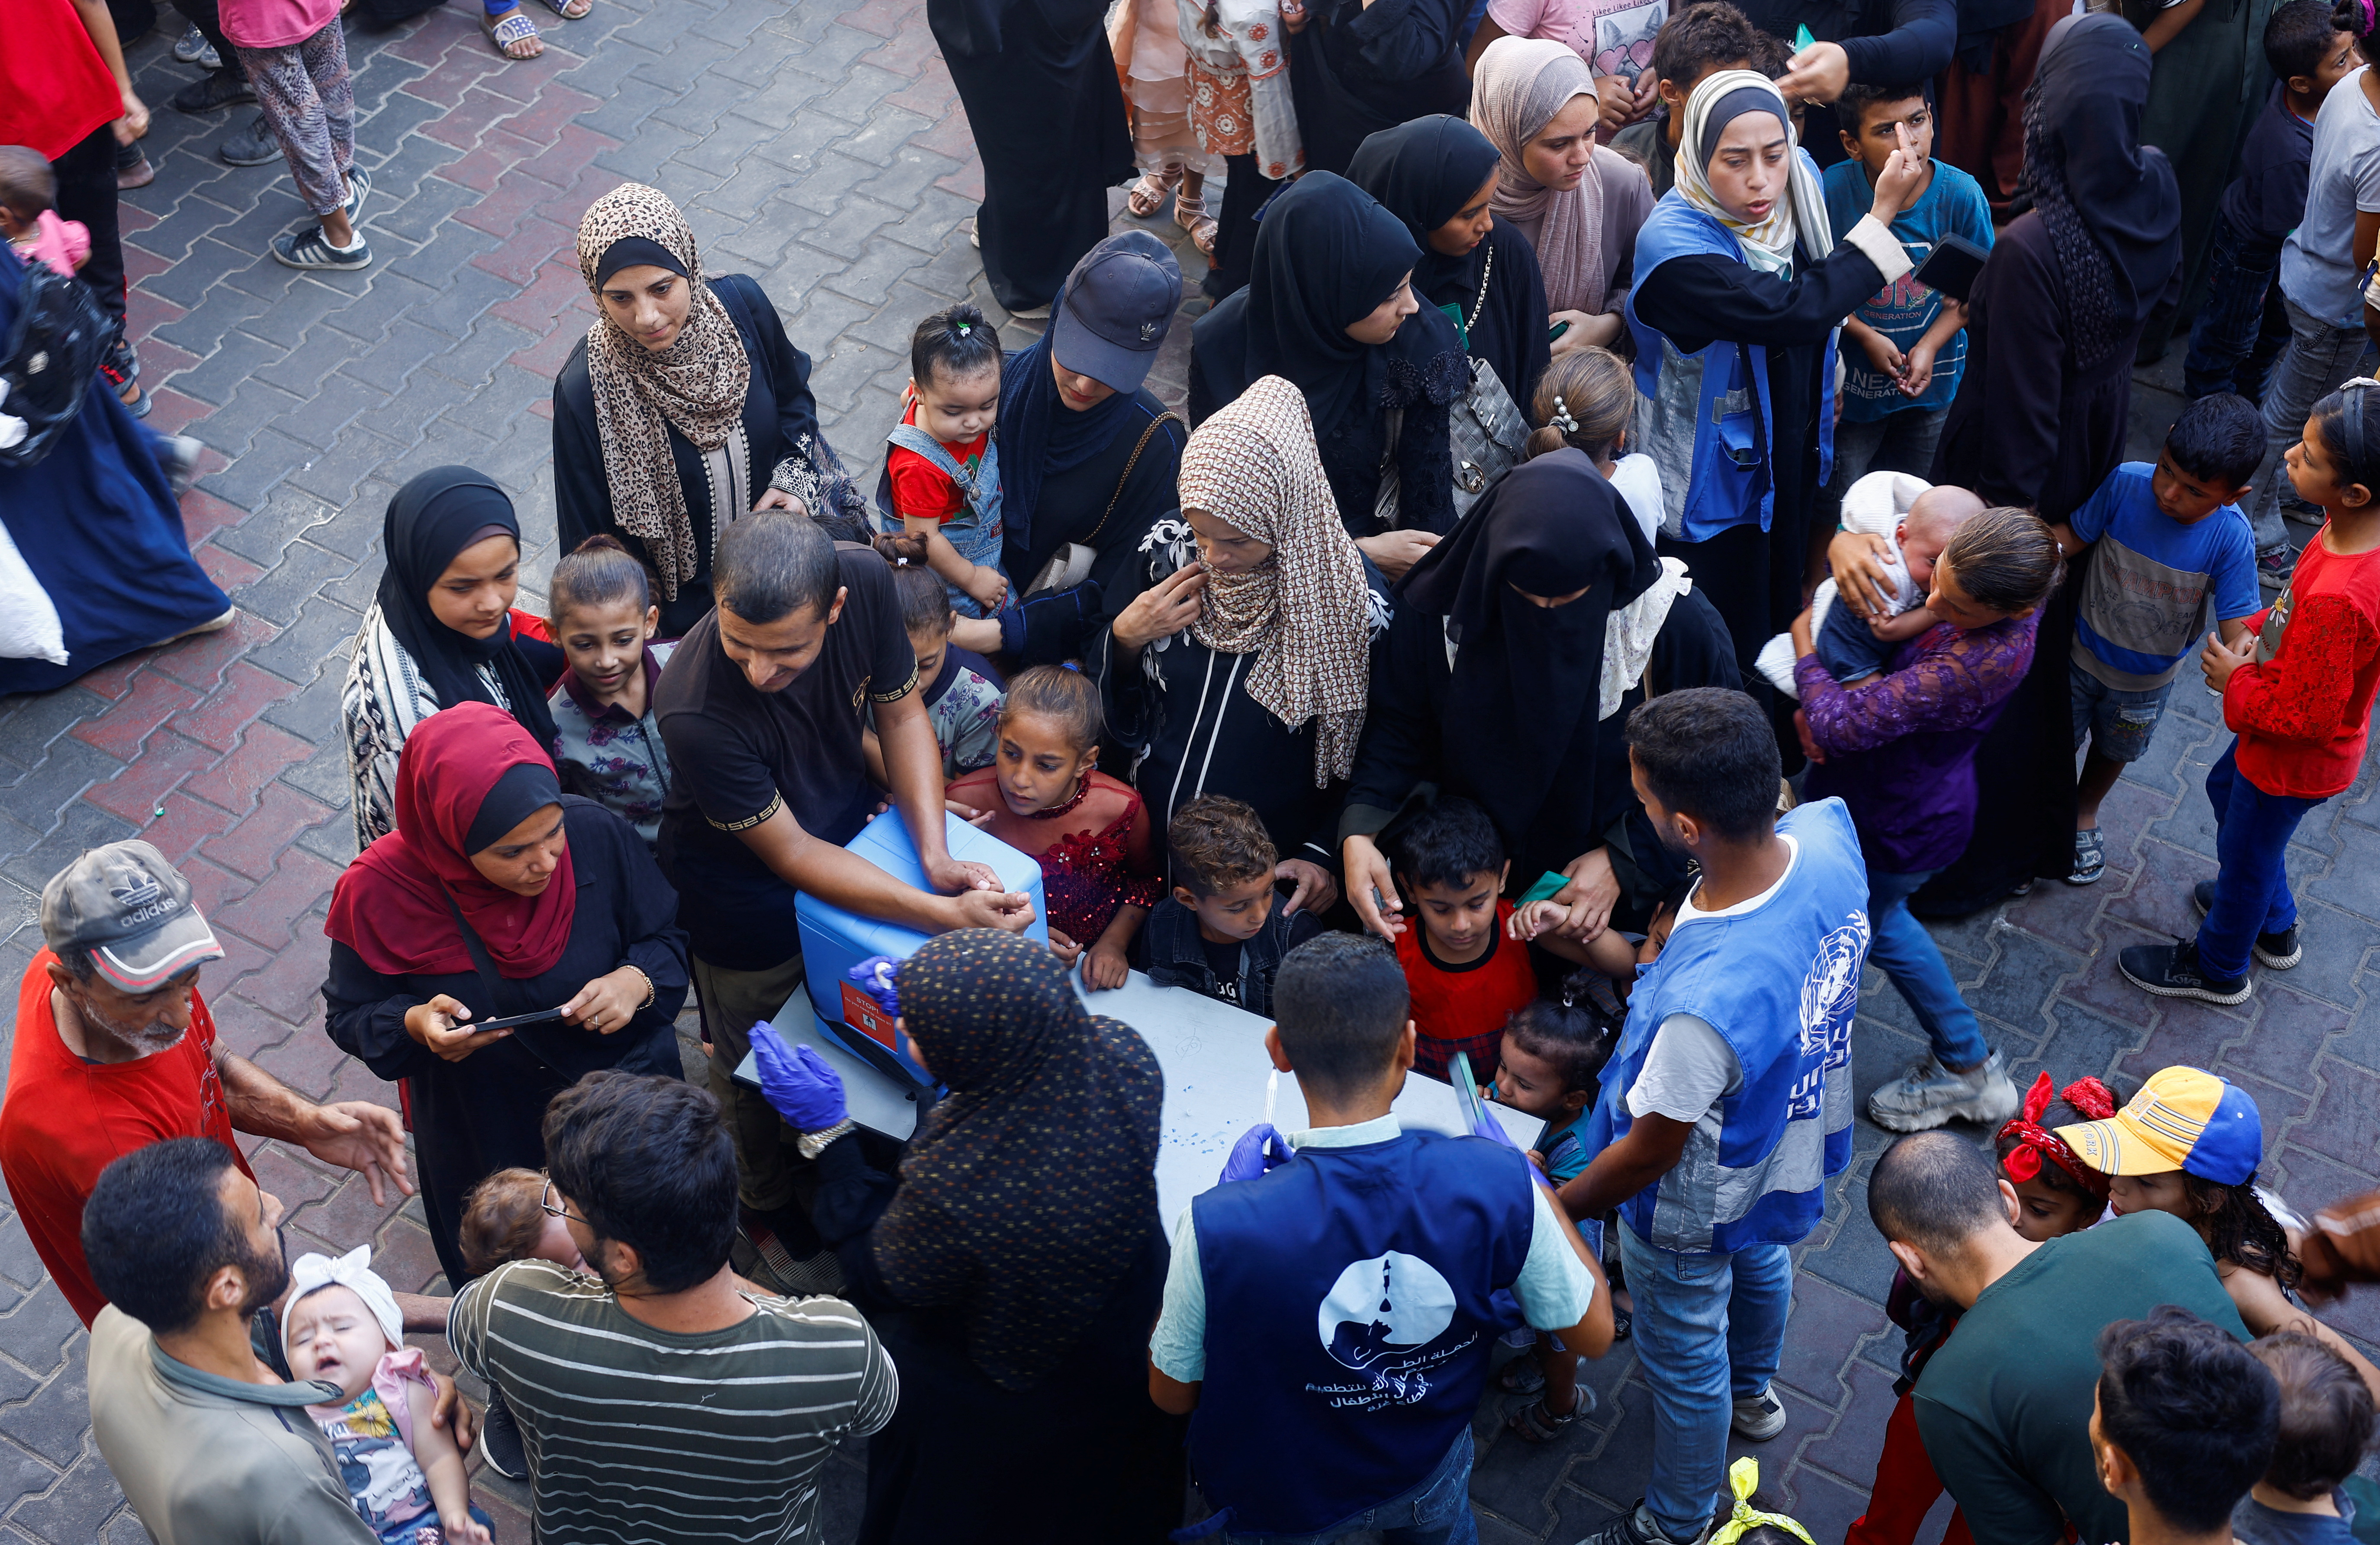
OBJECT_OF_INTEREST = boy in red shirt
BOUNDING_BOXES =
[2125,379,2380,1004]
[1390,797,1541,1083]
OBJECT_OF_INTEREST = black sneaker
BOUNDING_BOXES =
[100,335,138,394]
[220,112,279,167]
[171,68,255,114]
[478,1390,526,1479]
[1574,1502,1708,1545]
[2119,938,2252,1005]
[2257,543,2297,589]
[2189,881,2303,969]
[272,224,371,270]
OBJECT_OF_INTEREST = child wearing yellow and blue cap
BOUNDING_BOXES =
[2058,1066,2380,1397]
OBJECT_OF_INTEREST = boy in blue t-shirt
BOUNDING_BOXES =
[2052,394,2266,886]
[1820,84,1995,523]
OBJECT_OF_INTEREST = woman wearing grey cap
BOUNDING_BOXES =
[948,231,1190,668]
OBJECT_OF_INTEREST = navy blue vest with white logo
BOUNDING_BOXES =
[1188,1130,1536,1535]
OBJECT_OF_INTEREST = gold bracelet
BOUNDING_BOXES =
[623,964,656,1009]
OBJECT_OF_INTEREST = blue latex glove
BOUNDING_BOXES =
[1470,1100,1521,1150]
[845,955,901,1020]
[750,1023,848,1131]
[1219,1123,1293,1183]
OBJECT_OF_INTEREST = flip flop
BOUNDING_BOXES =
[481,5,542,58]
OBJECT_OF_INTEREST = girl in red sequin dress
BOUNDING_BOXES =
[946,665,1163,989]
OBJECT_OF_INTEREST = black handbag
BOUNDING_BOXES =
[0,254,113,469]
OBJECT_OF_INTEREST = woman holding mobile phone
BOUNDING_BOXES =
[322,702,691,1288]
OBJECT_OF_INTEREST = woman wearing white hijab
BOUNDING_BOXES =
[1621,67,1924,739]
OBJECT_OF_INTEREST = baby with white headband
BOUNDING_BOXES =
[282,1248,492,1545]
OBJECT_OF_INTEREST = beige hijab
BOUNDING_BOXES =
[1470,36,1607,317]
[1181,376,1374,787]
[575,183,751,600]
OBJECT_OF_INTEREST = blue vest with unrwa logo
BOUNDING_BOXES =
[1187,1130,1535,1535]
[1591,797,1869,1254]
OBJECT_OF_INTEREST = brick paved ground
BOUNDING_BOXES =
[0,1,2375,1537]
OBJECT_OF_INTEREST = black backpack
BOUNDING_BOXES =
[0,255,113,469]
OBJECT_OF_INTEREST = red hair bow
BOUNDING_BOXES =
[1996,1073,2115,1198]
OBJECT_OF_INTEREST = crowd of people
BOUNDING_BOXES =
[13,0,2380,1539]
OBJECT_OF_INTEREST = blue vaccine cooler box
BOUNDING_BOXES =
[791,809,1048,1086]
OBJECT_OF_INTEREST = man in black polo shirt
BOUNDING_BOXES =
[655,511,1032,1246]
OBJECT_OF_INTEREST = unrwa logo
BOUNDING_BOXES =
[1798,912,1870,1055]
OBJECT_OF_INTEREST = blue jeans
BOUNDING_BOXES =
[1216,1430,1478,1545]
[2247,295,2375,552]
[1865,866,1992,1070]
[1618,1228,1794,1542]
[2183,211,2290,402]
[2196,741,2326,980]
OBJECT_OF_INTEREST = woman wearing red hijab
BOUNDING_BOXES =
[322,702,690,1291]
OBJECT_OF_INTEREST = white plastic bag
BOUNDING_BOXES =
[0,514,67,665]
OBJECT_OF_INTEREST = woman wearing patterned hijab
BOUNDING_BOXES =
[1095,374,1386,917]
[551,183,868,637]
[1624,67,1925,726]
[787,929,1180,1542]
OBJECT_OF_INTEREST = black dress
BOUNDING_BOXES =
[1630,241,1890,715]
[1344,582,1738,919]
[1287,0,1473,176]
[553,274,835,640]
[1091,523,1394,867]
[322,799,691,1287]
[997,390,1188,666]
[929,0,1135,312]
[1920,214,2140,913]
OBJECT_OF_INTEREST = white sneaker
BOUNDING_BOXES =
[1732,1384,1788,1440]
[1867,1050,2020,1133]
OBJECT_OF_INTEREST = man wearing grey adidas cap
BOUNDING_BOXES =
[0,840,412,1327]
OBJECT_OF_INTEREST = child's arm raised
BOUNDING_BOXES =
[406,1380,492,1545]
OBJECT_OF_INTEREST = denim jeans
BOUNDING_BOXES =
[2247,296,2376,552]
[1617,1227,1795,1542]
[1216,1430,1478,1545]
[1865,866,1992,1070]
[1820,408,1949,528]
[2197,741,2327,980]
[2183,212,2290,402]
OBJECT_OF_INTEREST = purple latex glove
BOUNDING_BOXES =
[846,955,901,1020]
[751,1023,848,1131]
[1470,1101,1520,1150]
[1219,1123,1293,1183]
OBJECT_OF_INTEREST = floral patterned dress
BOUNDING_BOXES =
[1177,0,1305,179]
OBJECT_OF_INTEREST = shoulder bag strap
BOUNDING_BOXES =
[437,890,509,1010]
[1084,411,1178,549]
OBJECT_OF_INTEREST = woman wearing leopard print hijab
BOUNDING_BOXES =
[551,182,869,636]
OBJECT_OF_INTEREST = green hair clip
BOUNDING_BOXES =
[1706,1459,1815,1545]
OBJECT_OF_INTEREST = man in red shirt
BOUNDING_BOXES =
[0,840,412,1326]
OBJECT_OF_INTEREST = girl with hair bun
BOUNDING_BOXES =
[1528,344,1664,545]
[545,534,673,849]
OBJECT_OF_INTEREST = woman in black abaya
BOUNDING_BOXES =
[931,0,1135,315]
[1347,115,1553,423]
[1284,0,1473,176]
[1835,15,2179,912]
[1189,172,1468,580]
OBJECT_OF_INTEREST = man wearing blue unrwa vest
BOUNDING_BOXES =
[1147,932,1612,1544]
[1557,690,1869,1545]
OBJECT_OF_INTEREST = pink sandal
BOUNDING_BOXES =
[1127,167,1181,219]
[1175,191,1218,259]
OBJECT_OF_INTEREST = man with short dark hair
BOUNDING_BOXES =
[1870,1131,2250,1545]
[653,511,1035,1254]
[0,841,411,1326]
[1149,932,1607,1544]
[84,1137,380,1545]
[1559,688,1870,1545]
[451,1071,896,1544]
[2094,1310,2280,1545]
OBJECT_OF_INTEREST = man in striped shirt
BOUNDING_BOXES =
[451,1073,896,1544]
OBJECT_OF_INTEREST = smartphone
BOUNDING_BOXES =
[1912,233,1991,304]
[465,1005,571,1031]
[1548,320,1571,343]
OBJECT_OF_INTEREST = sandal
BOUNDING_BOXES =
[480,4,543,58]
[1126,168,1180,219]
[1176,191,1218,260]
[1610,1305,1633,1343]
[535,0,591,19]
[1505,1388,1595,1443]
[2065,827,2105,887]
[1498,1355,1546,1395]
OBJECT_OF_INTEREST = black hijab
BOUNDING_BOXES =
[1345,117,1501,302]
[2021,14,2179,368]
[1398,449,1660,867]
[375,467,558,752]
[998,231,1177,551]
[1196,172,1432,443]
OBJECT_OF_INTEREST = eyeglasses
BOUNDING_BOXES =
[539,1179,589,1227]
